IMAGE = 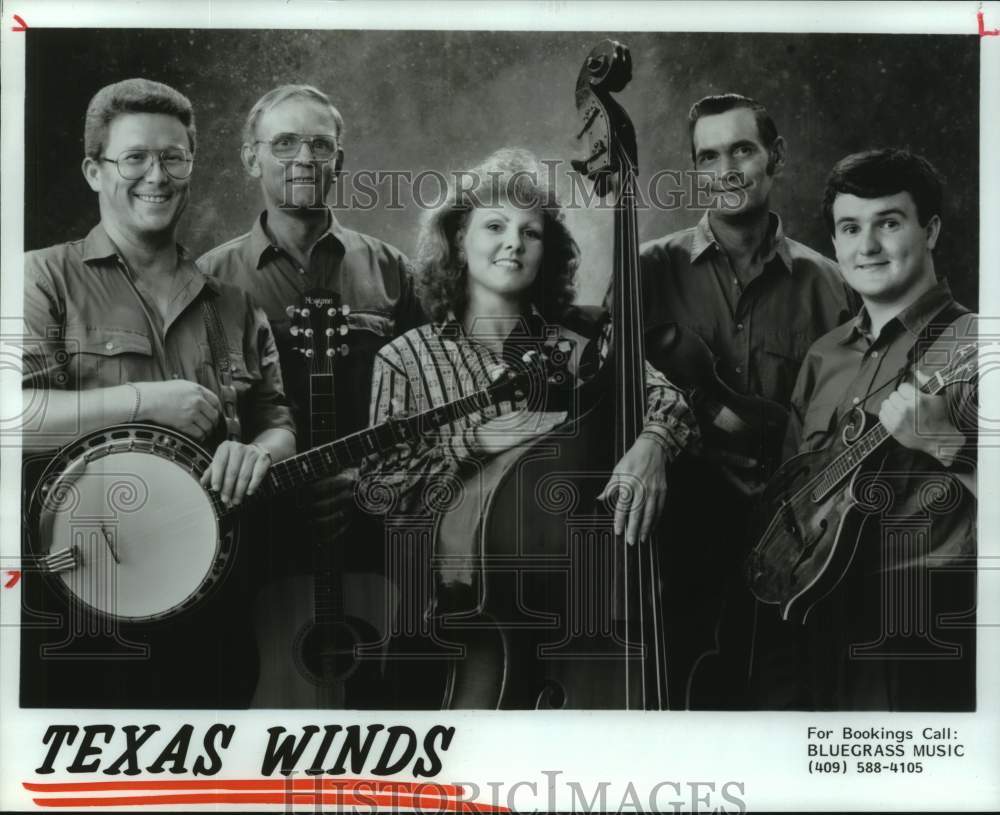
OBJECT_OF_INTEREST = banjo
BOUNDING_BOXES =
[26,340,570,624]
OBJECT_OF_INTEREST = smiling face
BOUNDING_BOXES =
[243,97,343,212]
[831,191,939,307]
[83,112,191,241]
[692,107,781,216]
[462,203,544,306]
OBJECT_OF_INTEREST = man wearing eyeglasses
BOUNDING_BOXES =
[198,86,424,553]
[197,85,426,707]
[21,78,297,707]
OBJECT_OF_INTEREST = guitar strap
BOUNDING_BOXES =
[202,299,242,442]
[897,300,970,387]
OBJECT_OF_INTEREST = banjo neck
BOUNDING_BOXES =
[249,366,533,505]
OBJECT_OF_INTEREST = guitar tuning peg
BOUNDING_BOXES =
[325,328,335,337]
[301,307,311,318]
[341,304,351,316]
[338,344,350,356]
[289,326,300,337]
[521,350,539,364]
[304,349,314,358]
[285,305,296,318]
[327,307,337,317]
[339,324,349,336]
[326,348,336,358]
[304,328,314,337]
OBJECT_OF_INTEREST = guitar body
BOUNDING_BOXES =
[251,572,399,708]
[646,322,789,477]
[746,445,886,623]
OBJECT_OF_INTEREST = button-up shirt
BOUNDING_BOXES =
[641,213,854,486]
[198,211,425,446]
[23,224,294,445]
[784,278,976,572]
[757,279,977,709]
[364,309,698,514]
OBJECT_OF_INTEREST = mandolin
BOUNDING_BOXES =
[745,342,977,623]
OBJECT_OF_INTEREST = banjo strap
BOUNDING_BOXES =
[202,299,242,442]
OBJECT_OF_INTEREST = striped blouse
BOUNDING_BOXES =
[363,311,698,514]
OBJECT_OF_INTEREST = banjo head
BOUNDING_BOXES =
[30,426,232,623]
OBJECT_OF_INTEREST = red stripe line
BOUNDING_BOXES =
[31,791,509,811]
[24,777,465,795]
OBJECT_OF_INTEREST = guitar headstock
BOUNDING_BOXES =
[570,39,636,198]
[287,288,351,374]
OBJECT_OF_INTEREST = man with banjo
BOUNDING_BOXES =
[21,78,296,708]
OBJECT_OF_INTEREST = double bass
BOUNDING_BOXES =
[437,41,669,710]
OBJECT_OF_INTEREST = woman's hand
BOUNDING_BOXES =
[598,433,670,546]
[200,440,273,506]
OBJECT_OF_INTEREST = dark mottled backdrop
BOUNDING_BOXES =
[24,29,979,309]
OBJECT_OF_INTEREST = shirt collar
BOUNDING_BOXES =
[81,222,219,294]
[436,305,547,340]
[837,278,954,345]
[81,223,124,263]
[251,208,346,269]
[690,211,793,273]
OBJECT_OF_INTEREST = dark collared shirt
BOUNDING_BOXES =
[758,280,977,710]
[364,311,698,514]
[23,224,294,445]
[784,278,977,571]
[198,211,425,445]
[641,213,854,410]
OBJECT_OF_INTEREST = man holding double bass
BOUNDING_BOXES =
[750,149,977,710]
[639,94,854,708]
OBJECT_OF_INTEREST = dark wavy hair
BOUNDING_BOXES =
[822,148,944,234]
[687,93,778,163]
[414,148,579,323]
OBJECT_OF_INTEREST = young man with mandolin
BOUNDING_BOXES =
[21,79,297,707]
[750,149,977,710]
[639,94,854,708]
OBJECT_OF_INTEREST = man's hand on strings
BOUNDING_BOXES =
[879,370,965,466]
[200,440,272,506]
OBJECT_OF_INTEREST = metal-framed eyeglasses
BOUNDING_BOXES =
[100,148,194,180]
[254,133,339,160]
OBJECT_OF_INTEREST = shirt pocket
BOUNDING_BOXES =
[199,343,262,395]
[63,324,153,389]
[760,330,813,407]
